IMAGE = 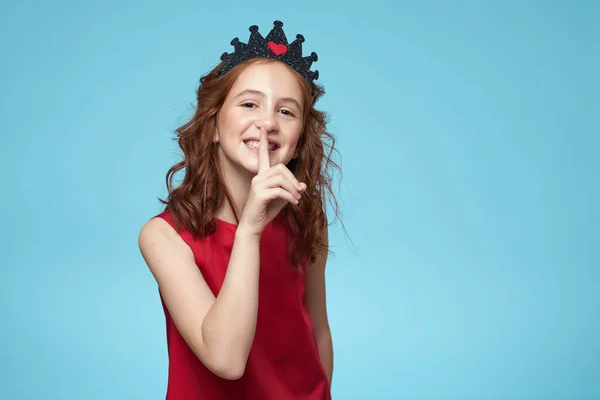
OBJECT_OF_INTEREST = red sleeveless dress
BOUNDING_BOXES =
[153,209,331,400]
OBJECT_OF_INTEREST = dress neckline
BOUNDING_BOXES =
[215,217,238,230]
[215,210,287,231]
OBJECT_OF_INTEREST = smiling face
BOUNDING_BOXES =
[214,60,305,176]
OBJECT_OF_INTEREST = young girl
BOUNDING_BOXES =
[138,20,341,399]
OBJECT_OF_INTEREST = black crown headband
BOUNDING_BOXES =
[217,20,319,86]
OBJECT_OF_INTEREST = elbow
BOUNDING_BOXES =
[195,325,252,380]
[200,346,248,380]
[218,366,245,381]
[208,358,247,380]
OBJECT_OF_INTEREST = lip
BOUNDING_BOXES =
[243,137,280,151]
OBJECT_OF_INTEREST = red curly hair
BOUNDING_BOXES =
[159,57,343,269]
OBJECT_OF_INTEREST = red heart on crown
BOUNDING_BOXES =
[268,41,287,56]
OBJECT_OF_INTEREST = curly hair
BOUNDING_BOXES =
[159,57,344,270]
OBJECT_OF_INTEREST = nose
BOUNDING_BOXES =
[255,109,279,132]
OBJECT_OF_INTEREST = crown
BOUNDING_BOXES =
[216,20,319,86]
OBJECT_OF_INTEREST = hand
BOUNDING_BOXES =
[238,126,307,238]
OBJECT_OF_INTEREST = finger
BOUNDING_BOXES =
[261,163,305,192]
[259,175,301,200]
[258,126,270,174]
[260,187,299,206]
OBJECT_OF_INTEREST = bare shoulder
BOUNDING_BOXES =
[138,217,195,277]
[139,216,180,244]
[136,216,222,375]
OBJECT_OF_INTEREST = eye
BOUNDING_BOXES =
[280,109,295,117]
[242,102,257,109]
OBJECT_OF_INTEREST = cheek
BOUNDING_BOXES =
[283,133,302,157]
[287,125,304,147]
[220,109,255,137]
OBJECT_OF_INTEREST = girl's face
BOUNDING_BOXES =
[215,61,305,176]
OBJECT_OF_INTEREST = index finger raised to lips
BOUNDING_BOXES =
[258,126,270,174]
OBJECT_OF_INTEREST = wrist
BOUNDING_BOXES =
[235,224,262,242]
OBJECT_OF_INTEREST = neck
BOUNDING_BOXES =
[214,151,254,225]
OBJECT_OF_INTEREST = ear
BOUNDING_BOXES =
[213,126,219,143]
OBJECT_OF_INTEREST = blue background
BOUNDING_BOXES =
[1,0,598,398]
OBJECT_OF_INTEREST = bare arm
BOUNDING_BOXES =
[138,218,261,380]
[305,222,333,386]
[139,127,305,380]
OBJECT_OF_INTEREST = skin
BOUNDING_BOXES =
[138,61,333,385]
[213,61,305,224]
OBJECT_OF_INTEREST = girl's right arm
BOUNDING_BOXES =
[138,217,262,380]
[138,127,305,380]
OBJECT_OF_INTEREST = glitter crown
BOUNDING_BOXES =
[217,20,319,85]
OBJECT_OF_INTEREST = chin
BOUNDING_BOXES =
[244,162,260,175]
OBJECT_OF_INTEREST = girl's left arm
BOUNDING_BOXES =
[305,222,333,387]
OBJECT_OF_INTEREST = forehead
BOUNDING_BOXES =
[229,61,303,101]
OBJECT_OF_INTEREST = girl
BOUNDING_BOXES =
[138,20,342,399]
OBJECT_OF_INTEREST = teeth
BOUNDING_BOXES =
[245,140,276,151]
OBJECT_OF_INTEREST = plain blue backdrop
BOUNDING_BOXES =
[1,0,598,399]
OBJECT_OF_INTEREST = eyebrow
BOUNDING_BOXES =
[234,89,302,112]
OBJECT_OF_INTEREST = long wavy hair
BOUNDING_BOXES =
[159,57,344,270]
